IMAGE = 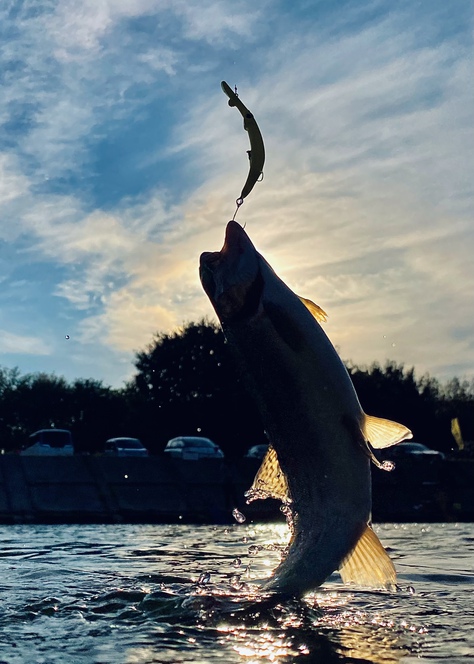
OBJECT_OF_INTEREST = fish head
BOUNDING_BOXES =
[200,221,263,322]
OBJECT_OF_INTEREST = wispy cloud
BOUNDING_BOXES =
[0,0,472,385]
[0,329,50,356]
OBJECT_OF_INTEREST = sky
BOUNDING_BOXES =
[0,0,472,388]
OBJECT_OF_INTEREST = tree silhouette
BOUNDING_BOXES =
[0,369,129,453]
[0,322,472,457]
[129,319,265,457]
[68,378,129,453]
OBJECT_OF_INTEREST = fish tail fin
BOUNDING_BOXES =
[339,524,397,590]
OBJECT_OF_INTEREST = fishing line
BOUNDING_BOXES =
[232,198,244,221]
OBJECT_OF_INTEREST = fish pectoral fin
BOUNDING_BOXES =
[298,296,328,324]
[364,414,413,449]
[245,445,290,503]
[339,524,397,590]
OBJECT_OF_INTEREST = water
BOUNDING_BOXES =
[0,522,472,663]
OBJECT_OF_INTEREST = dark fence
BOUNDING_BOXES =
[0,455,471,524]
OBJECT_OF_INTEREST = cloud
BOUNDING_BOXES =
[0,330,50,355]
[79,290,177,352]
[170,0,263,46]
[0,1,472,385]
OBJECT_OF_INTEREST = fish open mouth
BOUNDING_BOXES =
[199,221,263,322]
[199,250,220,302]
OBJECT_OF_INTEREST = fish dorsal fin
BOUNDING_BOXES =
[364,414,412,449]
[339,524,397,590]
[298,296,328,324]
[245,445,290,503]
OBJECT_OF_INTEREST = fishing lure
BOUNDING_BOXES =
[221,81,265,213]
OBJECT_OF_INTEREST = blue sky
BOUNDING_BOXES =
[0,0,472,387]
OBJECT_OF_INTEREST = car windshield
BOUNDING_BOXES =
[119,439,142,448]
[106,439,143,449]
[167,438,215,449]
[33,431,72,448]
[183,438,214,448]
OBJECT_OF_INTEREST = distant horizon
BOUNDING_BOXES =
[1,1,472,388]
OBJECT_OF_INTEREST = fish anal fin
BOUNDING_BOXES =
[298,296,328,324]
[245,445,290,503]
[339,524,397,590]
[364,414,412,449]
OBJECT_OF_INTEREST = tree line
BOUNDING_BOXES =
[1,320,472,458]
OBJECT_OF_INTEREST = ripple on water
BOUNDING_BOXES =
[0,522,472,663]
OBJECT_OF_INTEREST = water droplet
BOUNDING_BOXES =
[198,572,210,585]
[248,545,260,556]
[232,508,246,523]
[381,460,395,472]
[230,574,243,589]
[232,558,242,568]
[391,343,396,347]
[65,335,70,340]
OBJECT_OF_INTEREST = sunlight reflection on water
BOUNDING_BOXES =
[0,522,472,663]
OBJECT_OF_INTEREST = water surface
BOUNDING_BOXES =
[0,522,472,663]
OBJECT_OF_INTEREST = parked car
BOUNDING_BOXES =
[245,444,269,459]
[381,442,445,461]
[104,437,148,457]
[21,429,74,456]
[164,436,224,460]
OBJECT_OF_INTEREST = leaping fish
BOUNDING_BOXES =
[200,221,412,598]
[221,81,265,206]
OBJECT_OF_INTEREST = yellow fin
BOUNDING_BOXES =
[364,414,412,449]
[451,417,464,450]
[246,445,290,503]
[298,296,328,324]
[339,524,397,590]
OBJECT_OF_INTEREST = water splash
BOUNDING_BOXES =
[247,545,261,557]
[197,572,211,585]
[229,574,244,590]
[232,508,246,524]
[245,486,275,503]
[280,502,295,537]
